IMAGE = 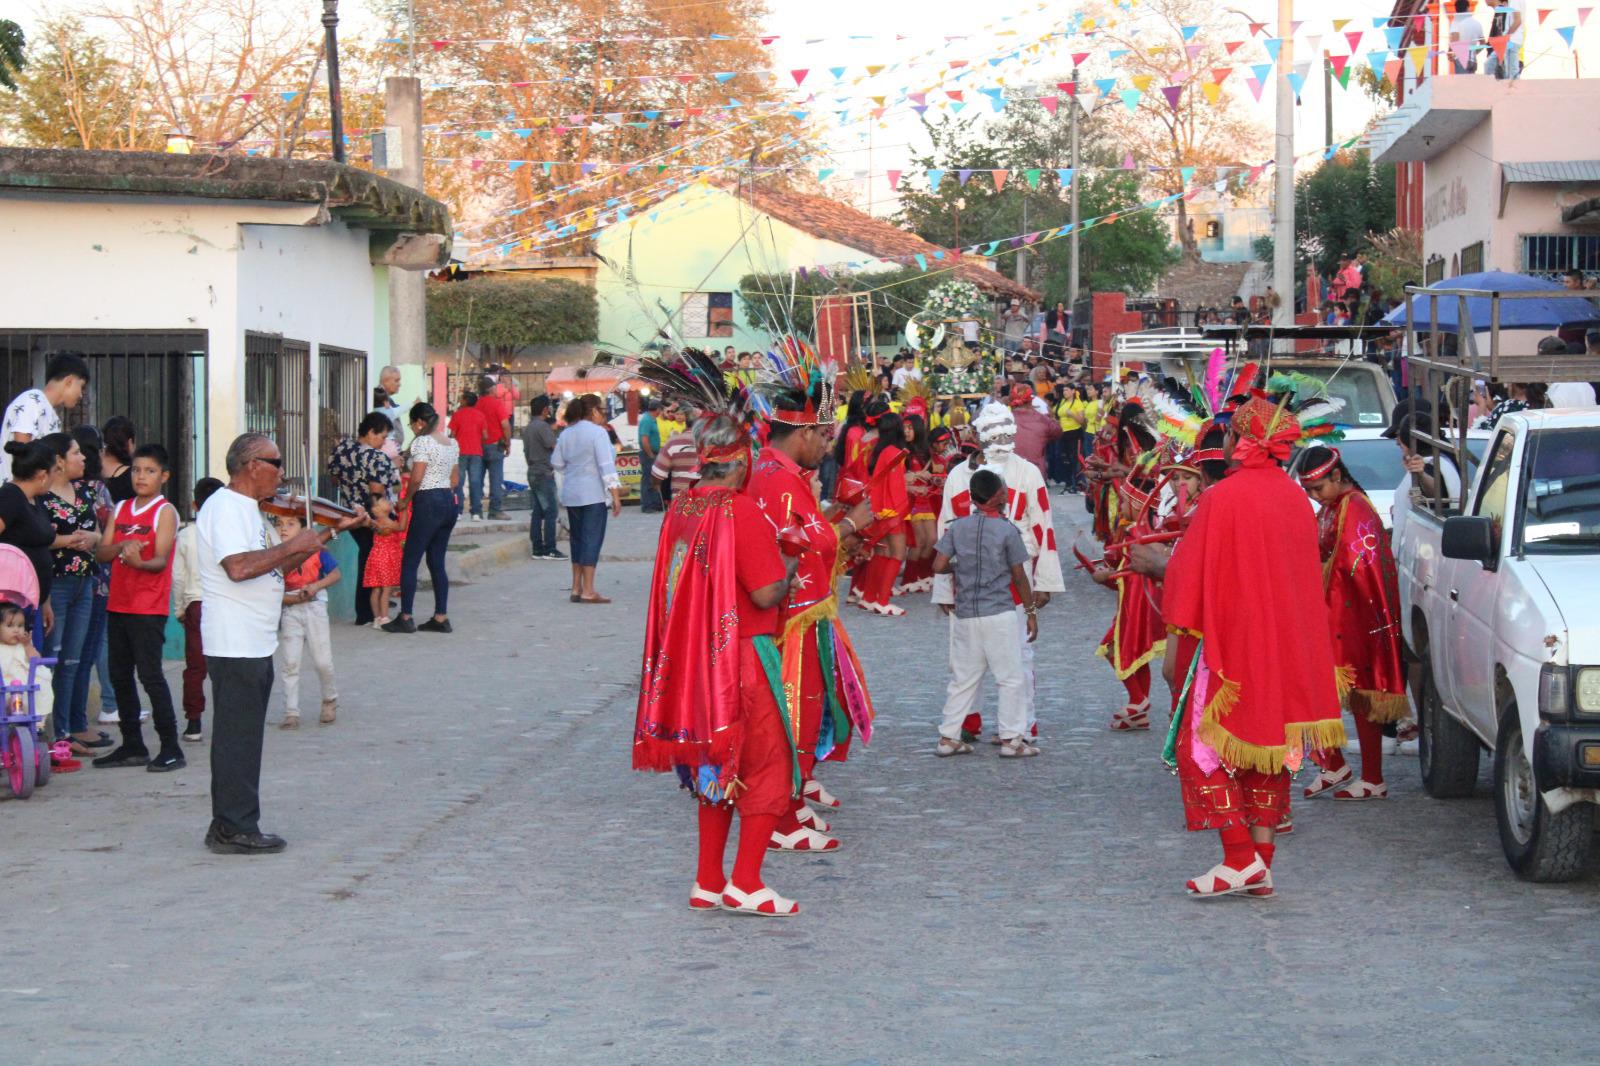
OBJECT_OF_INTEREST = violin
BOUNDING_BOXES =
[259,492,364,528]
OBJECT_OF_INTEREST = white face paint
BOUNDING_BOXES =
[974,405,1018,467]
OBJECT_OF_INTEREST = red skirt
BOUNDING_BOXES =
[1172,635,1290,831]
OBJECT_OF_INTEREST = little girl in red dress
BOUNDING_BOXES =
[363,493,405,629]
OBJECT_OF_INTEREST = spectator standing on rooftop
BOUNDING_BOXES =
[522,395,563,560]
[1449,0,1485,73]
[1000,299,1029,355]
[1487,0,1526,79]
[475,376,513,520]
[1,353,90,484]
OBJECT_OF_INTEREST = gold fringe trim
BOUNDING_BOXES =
[1196,714,1349,776]
[1349,687,1410,725]
[1334,662,1358,702]
[779,596,838,645]
[1204,675,1241,719]
[1166,624,1202,639]
[1104,639,1166,681]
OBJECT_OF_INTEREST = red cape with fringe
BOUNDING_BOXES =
[1319,488,1408,723]
[632,488,745,773]
[1161,458,1345,773]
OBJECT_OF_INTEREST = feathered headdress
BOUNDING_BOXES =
[1266,371,1346,444]
[897,376,933,420]
[597,348,736,415]
[840,364,876,397]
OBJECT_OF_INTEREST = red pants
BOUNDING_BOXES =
[716,638,792,819]
[180,601,206,721]
[1171,633,1290,831]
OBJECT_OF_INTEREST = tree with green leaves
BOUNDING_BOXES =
[893,108,1176,300]
[1294,149,1397,280]
[0,18,158,149]
[736,265,942,341]
[0,20,24,92]
[427,276,598,364]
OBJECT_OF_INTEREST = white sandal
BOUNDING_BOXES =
[869,601,907,617]
[688,882,724,911]
[1109,699,1151,731]
[795,805,831,833]
[998,736,1040,758]
[721,883,799,917]
[1185,856,1270,898]
[936,736,974,757]
[803,779,840,809]
[1302,765,1354,799]
[1332,779,1388,801]
[768,826,840,851]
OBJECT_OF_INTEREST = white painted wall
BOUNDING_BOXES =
[0,193,388,477]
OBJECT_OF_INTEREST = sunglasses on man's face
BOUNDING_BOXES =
[254,456,284,469]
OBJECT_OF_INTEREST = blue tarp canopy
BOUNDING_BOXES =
[1381,270,1600,331]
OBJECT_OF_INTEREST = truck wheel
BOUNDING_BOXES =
[1493,700,1594,882]
[1418,657,1478,799]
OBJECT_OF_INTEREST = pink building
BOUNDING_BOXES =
[1372,76,1600,282]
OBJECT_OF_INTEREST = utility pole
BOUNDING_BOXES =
[385,75,426,370]
[1272,0,1295,327]
[1068,68,1081,306]
[321,0,345,163]
[1017,191,1029,290]
[1323,49,1333,149]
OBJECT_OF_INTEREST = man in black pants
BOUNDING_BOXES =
[197,433,368,854]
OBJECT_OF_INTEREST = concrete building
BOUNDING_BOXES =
[0,148,451,508]
[591,183,1038,355]
[1176,183,1271,265]
[1371,77,1600,283]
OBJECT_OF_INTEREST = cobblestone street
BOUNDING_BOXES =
[9,502,1600,1065]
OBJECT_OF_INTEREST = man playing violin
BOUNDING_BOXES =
[197,432,369,855]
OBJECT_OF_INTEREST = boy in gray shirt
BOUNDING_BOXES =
[931,469,1040,758]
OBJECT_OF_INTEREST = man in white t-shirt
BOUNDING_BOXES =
[0,353,90,483]
[1450,0,1486,73]
[199,432,368,855]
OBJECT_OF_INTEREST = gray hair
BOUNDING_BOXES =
[691,414,747,481]
[379,365,401,385]
[224,432,275,475]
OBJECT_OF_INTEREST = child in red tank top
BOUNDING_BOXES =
[91,444,182,772]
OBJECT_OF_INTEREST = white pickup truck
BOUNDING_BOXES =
[1397,409,1600,881]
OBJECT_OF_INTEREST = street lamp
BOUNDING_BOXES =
[321,0,346,164]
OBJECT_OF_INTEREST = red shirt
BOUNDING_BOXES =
[475,395,509,445]
[450,406,489,457]
[729,492,786,638]
[107,496,176,616]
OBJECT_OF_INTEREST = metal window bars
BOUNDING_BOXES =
[1401,283,1600,517]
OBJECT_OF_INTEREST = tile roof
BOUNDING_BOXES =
[741,186,1041,303]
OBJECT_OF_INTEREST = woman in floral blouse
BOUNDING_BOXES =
[39,432,106,753]
[328,413,400,625]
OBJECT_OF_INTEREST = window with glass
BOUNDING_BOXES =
[679,291,734,338]
[1521,427,1600,552]
[1473,429,1517,556]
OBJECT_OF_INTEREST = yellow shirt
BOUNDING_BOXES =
[1084,399,1103,435]
[658,417,686,438]
[1058,398,1087,433]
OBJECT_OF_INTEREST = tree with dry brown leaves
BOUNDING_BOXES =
[1089,0,1267,261]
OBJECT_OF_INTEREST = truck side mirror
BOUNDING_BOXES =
[1442,515,1496,563]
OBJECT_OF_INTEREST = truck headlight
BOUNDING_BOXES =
[1576,667,1600,716]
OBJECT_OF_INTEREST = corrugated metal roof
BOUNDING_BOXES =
[1501,160,1600,183]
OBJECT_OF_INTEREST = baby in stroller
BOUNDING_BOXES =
[0,602,52,730]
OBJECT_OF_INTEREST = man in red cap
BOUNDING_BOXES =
[1007,383,1062,483]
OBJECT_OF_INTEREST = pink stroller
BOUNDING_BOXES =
[0,544,58,799]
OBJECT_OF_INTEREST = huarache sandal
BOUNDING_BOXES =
[936,736,974,757]
[1332,779,1388,801]
[1109,699,1151,731]
[721,884,799,917]
[768,826,839,851]
[1185,856,1270,899]
[803,779,840,809]
[1302,765,1354,798]
[688,883,725,911]
[795,805,831,833]
[998,737,1040,758]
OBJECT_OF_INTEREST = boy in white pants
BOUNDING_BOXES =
[273,513,341,728]
[931,469,1040,759]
